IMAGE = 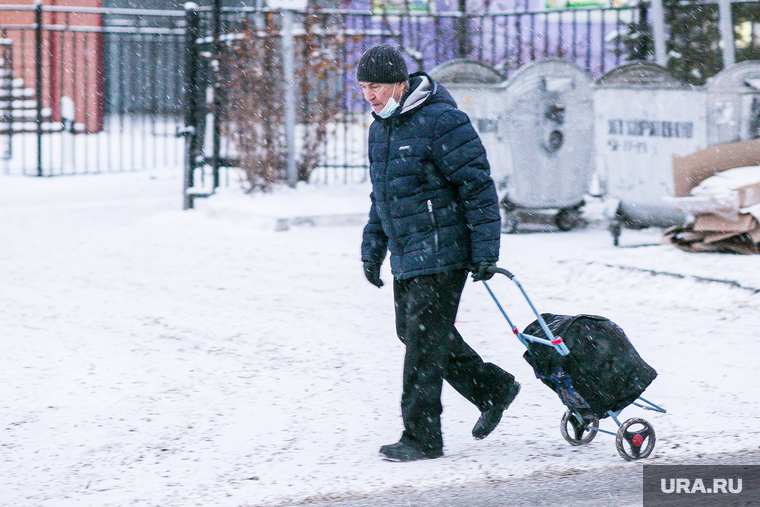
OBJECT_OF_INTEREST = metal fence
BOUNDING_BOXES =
[182,2,652,202]
[196,3,649,102]
[1,2,759,181]
[1,38,13,160]
[0,3,186,176]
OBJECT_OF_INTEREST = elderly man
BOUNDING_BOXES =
[358,44,520,462]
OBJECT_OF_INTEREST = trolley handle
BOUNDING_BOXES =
[482,266,570,357]
[487,266,514,279]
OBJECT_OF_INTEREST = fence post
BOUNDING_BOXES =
[182,2,200,210]
[456,0,469,58]
[635,0,649,60]
[718,0,736,68]
[211,0,222,188]
[650,0,667,66]
[1,40,13,160]
[282,9,297,185]
[34,0,43,177]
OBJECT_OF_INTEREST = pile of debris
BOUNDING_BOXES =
[664,139,760,254]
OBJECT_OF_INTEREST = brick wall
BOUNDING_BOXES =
[1,0,104,133]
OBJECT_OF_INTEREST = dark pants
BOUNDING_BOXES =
[393,269,516,452]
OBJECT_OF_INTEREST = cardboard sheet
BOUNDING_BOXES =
[666,139,760,254]
[692,212,758,232]
[672,138,760,197]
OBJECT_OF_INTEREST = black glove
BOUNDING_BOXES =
[470,262,496,282]
[363,261,384,288]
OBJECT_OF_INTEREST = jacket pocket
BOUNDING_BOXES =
[427,199,439,252]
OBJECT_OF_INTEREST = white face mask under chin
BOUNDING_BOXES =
[378,83,399,119]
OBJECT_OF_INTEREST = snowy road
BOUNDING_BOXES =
[1,170,759,507]
[298,449,760,507]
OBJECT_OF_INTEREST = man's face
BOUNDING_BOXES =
[359,82,401,114]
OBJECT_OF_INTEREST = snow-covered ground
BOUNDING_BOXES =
[1,168,759,507]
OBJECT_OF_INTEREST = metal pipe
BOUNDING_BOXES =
[650,0,667,66]
[35,0,43,176]
[718,0,736,67]
[182,2,200,210]
[212,0,222,188]
[282,9,297,185]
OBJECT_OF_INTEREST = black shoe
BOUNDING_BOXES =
[379,441,443,462]
[472,381,521,440]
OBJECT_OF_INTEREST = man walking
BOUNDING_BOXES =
[358,44,520,462]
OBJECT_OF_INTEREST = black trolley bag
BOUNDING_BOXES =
[482,267,666,461]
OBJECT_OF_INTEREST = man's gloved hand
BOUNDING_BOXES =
[363,261,384,288]
[470,262,496,282]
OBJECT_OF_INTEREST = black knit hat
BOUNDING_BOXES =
[356,44,408,83]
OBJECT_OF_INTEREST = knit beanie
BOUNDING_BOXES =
[356,44,408,83]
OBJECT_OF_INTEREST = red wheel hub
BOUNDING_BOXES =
[631,434,644,447]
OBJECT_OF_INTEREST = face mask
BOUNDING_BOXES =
[378,83,399,119]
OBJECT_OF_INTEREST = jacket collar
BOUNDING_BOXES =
[372,73,435,122]
[399,74,434,115]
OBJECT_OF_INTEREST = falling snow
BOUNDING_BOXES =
[1,168,759,506]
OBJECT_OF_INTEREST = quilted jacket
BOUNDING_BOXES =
[361,72,500,279]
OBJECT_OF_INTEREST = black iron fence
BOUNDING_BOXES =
[195,4,649,105]
[1,38,12,160]
[181,2,655,204]
[1,2,759,181]
[0,3,186,175]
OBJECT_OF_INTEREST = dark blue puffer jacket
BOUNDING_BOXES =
[361,72,500,280]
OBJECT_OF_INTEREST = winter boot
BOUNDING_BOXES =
[472,381,521,440]
[379,441,443,462]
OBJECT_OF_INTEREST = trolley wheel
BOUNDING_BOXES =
[555,207,582,232]
[615,417,656,461]
[560,410,599,446]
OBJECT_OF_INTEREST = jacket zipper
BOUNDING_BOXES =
[427,199,439,252]
[381,122,397,242]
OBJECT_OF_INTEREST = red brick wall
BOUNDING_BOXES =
[1,0,104,133]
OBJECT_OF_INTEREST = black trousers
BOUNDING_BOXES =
[393,269,516,452]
